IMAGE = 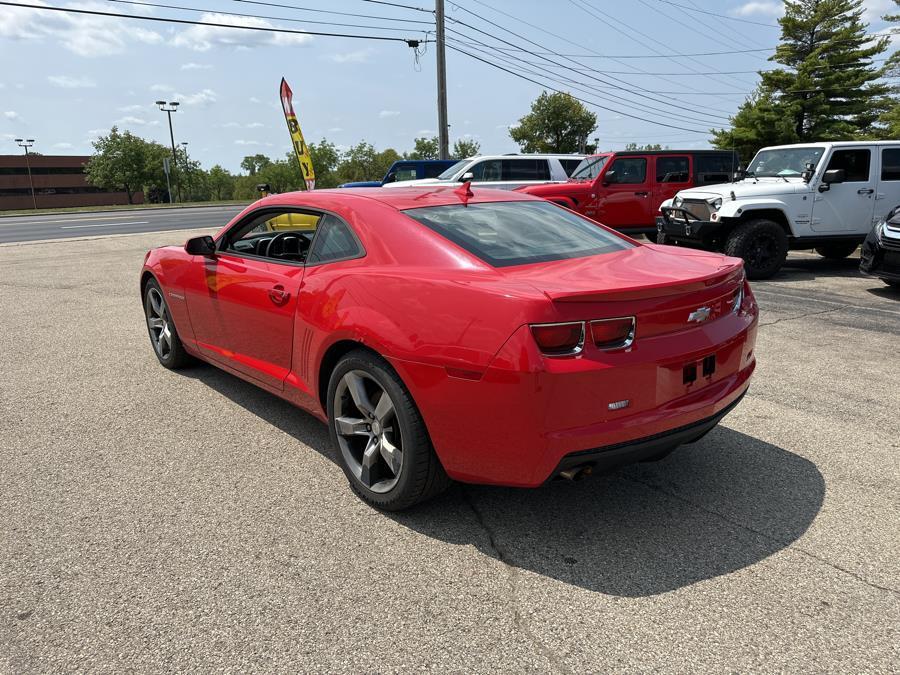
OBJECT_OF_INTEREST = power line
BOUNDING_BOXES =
[442,5,735,120]
[648,0,780,28]
[358,0,431,12]
[0,1,429,42]
[107,0,431,34]
[232,0,431,24]
[446,43,710,134]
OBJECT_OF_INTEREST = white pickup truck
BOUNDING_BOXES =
[656,141,900,278]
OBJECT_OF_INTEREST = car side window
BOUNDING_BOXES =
[223,210,322,263]
[881,149,900,181]
[656,156,690,183]
[559,158,582,176]
[826,149,871,182]
[695,154,736,185]
[501,159,552,181]
[308,215,364,264]
[608,157,647,184]
[392,164,417,182]
[423,163,448,178]
[468,160,502,181]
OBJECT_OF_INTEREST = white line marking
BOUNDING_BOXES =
[754,288,900,317]
[60,221,150,230]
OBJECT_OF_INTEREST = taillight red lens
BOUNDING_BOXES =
[530,322,584,355]
[590,317,635,349]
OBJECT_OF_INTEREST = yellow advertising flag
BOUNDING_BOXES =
[280,77,315,191]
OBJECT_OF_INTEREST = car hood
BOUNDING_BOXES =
[676,177,809,202]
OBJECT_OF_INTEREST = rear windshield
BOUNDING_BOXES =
[402,200,632,268]
[571,155,609,180]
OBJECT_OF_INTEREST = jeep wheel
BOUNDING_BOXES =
[724,219,788,280]
[814,242,858,259]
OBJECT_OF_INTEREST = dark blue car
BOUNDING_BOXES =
[339,159,458,188]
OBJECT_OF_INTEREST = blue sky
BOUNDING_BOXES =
[0,0,895,172]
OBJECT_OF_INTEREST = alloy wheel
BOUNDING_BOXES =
[146,287,173,360]
[333,370,403,493]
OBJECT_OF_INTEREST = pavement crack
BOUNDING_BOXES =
[461,487,572,674]
[624,476,900,597]
[758,306,844,327]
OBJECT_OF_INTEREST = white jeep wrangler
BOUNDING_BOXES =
[657,141,900,278]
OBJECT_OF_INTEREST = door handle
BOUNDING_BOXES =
[858,188,874,194]
[634,191,649,197]
[268,284,290,305]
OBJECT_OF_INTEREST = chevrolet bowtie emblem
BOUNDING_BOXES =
[688,306,712,322]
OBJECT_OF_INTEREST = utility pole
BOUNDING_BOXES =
[14,138,37,210]
[155,100,180,202]
[180,141,191,202]
[435,0,449,160]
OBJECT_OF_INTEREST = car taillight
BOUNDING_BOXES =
[590,317,635,350]
[530,321,584,356]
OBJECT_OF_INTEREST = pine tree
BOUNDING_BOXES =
[713,0,890,156]
[879,0,900,137]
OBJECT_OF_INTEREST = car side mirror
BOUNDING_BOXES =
[185,235,216,256]
[601,170,617,186]
[801,162,815,183]
[818,168,845,192]
[733,166,745,181]
[383,172,396,184]
[459,171,474,181]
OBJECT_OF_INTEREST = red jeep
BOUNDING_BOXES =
[517,150,739,236]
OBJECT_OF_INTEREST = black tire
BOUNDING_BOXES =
[814,242,858,259]
[724,218,789,280]
[143,278,193,369]
[327,349,450,511]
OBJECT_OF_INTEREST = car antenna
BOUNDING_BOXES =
[454,180,474,205]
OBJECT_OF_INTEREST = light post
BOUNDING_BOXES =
[14,138,37,210]
[180,141,191,202]
[155,100,180,201]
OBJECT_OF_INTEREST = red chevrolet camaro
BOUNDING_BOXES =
[141,186,757,510]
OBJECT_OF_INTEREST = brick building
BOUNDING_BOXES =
[0,154,141,210]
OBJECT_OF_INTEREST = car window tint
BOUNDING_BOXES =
[608,157,647,184]
[826,149,871,182]
[308,215,363,264]
[501,159,551,181]
[559,158,582,176]
[656,156,690,183]
[881,149,900,181]
[424,163,449,178]
[695,153,737,185]
[392,165,417,182]
[469,160,502,181]
[403,200,631,268]
[224,210,321,262]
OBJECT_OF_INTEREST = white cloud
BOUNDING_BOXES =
[416,129,435,136]
[117,104,145,112]
[176,88,217,106]
[249,96,261,104]
[53,142,74,149]
[150,84,172,93]
[180,62,212,70]
[172,12,312,51]
[2,133,17,140]
[220,121,241,128]
[325,48,374,64]
[114,116,159,127]
[246,122,264,128]
[86,128,106,136]
[731,1,783,17]
[862,0,894,23]
[234,139,274,146]
[3,111,20,120]
[379,110,401,118]
[328,127,343,133]
[47,74,96,88]
[0,0,163,56]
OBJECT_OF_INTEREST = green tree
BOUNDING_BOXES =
[509,92,597,153]
[878,0,900,137]
[240,153,272,175]
[85,126,169,203]
[206,165,234,200]
[337,142,401,183]
[407,136,440,160]
[308,139,341,188]
[452,137,481,158]
[713,0,890,157]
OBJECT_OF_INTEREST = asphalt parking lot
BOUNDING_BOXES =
[1,229,898,672]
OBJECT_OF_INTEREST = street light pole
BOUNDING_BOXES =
[435,0,449,160]
[180,141,191,202]
[155,100,180,202]
[14,138,37,210]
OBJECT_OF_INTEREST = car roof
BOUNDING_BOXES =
[250,186,539,212]
[583,150,736,158]
[760,141,900,150]
[459,154,585,160]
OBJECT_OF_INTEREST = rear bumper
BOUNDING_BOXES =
[550,389,745,479]
[389,308,757,488]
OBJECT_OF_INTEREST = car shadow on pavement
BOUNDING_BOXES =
[768,254,862,282]
[180,365,825,598]
[865,284,900,300]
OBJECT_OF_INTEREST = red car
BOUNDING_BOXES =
[517,150,739,236]
[141,187,757,510]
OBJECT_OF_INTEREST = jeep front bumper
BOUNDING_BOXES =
[657,206,721,241]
